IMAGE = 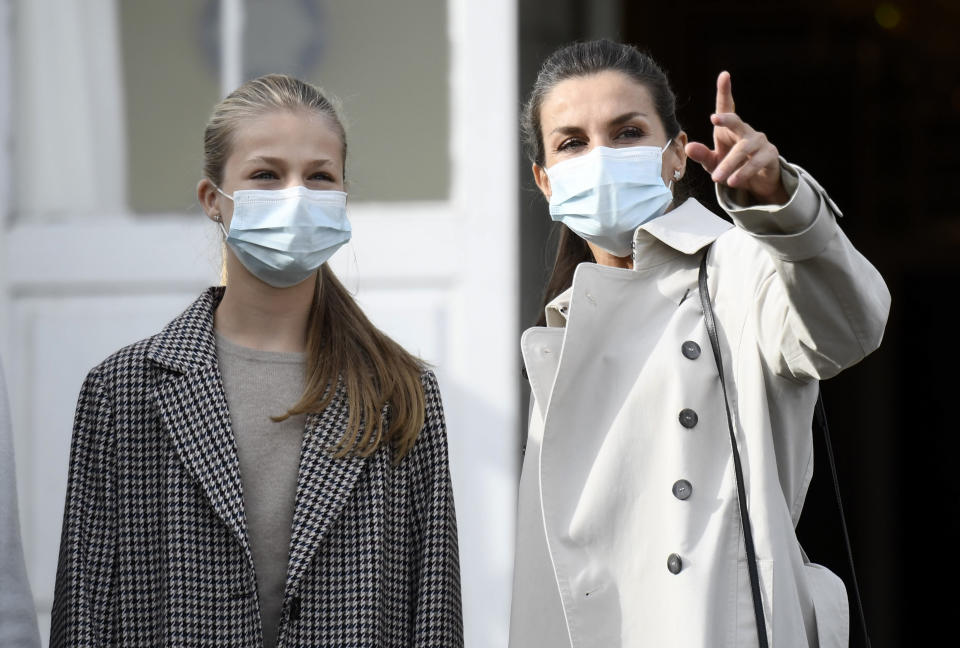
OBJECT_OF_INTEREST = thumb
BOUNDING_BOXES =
[684,141,717,172]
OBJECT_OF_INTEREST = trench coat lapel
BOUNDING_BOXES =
[524,200,733,417]
[147,287,252,562]
[521,326,565,419]
[285,383,367,596]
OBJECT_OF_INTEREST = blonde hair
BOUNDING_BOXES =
[203,73,347,185]
[204,74,426,461]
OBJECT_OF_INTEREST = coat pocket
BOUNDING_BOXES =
[735,558,774,647]
[803,563,849,648]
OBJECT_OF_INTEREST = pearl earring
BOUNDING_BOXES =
[673,170,682,180]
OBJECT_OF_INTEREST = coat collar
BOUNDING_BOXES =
[147,286,224,375]
[631,198,733,270]
[147,287,251,570]
[543,199,732,325]
[146,287,366,593]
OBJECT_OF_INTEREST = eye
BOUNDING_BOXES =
[250,170,278,180]
[308,171,336,183]
[556,137,586,153]
[616,126,645,140]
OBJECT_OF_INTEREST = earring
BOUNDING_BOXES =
[673,169,682,180]
[213,212,222,223]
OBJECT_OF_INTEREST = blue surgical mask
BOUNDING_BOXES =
[546,141,674,257]
[215,185,351,288]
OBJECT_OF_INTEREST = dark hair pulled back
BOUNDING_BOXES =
[523,40,684,326]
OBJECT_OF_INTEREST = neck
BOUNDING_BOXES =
[214,253,316,353]
[589,244,633,270]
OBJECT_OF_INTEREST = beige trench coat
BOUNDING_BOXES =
[510,162,890,648]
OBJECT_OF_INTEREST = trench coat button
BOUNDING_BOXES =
[288,596,302,621]
[679,408,699,428]
[667,553,683,574]
[681,341,701,359]
[672,479,692,500]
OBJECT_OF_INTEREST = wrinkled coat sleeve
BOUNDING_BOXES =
[717,160,891,381]
[407,371,463,646]
[50,369,117,647]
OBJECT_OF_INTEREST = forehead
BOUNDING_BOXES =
[540,70,660,131]
[228,109,344,163]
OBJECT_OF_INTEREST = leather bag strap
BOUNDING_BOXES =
[699,246,873,648]
[814,393,873,648]
[698,248,769,648]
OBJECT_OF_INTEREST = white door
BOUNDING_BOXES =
[0,1,518,645]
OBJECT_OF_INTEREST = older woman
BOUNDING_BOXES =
[511,40,888,647]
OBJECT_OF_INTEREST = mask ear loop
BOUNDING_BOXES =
[213,184,234,201]
[215,214,229,285]
[214,213,228,238]
[325,237,361,296]
[662,138,680,192]
[339,187,359,296]
[209,183,232,284]
[341,240,361,297]
[211,183,233,237]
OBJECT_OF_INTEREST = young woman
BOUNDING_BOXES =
[51,74,463,647]
[511,40,889,647]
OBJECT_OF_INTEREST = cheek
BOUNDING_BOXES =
[541,146,566,172]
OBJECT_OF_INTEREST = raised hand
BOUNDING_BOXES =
[685,71,788,205]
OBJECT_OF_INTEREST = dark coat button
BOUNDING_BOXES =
[681,341,701,359]
[289,596,302,621]
[667,553,683,574]
[679,408,699,428]
[672,479,693,500]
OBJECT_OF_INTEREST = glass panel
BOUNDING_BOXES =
[120,0,221,213]
[244,0,450,201]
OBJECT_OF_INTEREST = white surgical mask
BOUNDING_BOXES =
[546,141,674,257]
[215,185,351,288]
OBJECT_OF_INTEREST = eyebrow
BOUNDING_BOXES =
[246,155,334,166]
[549,111,649,136]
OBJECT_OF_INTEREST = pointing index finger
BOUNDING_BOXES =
[716,71,735,114]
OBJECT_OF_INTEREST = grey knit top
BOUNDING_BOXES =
[215,332,306,648]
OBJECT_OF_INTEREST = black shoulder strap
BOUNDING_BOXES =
[699,246,872,648]
[698,248,769,648]
[815,393,873,648]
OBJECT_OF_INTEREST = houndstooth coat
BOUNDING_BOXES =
[50,287,463,647]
